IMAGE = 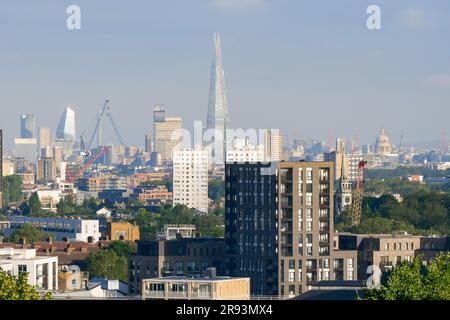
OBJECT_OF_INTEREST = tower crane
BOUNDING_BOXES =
[351,160,368,226]
[398,131,404,153]
[66,146,108,183]
[87,99,126,151]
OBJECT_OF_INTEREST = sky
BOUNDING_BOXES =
[1,0,450,151]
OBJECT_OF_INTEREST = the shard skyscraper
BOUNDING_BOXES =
[206,32,229,164]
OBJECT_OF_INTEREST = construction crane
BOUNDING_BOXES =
[66,146,108,183]
[351,129,360,154]
[351,160,368,226]
[398,131,404,153]
[79,131,87,152]
[441,129,448,155]
[87,99,126,150]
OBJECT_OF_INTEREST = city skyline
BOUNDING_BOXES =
[1,1,450,150]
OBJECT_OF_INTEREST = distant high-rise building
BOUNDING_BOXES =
[173,149,209,213]
[38,126,51,150]
[145,133,153,153]
[264,129,283,162]
[52,146,64,167]
[14,138,37,163]
[226,138,265,163]
[56,107,76,141]
[206,33,229,165]
[20,114,35,139]
[37,157,57,182]
[153,105,182,162]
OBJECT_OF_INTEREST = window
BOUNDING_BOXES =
[298,209,303,231]
[289,260,295,270]
[306,221,312,232]
[306,246,313,256]
[18,265,27,275]
[306,168,313,181]
[347,271,353,280]
[72,279,77,287]
[306,234,313,244]
[198,284,211,298]
[306,208,312,219]
[289,271,295,282]
[289,285,295,296]
[347,258,353,269]
[306,183,313,193]
[306,195,312,206]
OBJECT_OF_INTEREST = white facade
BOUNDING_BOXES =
[173,150,209,213]
[14,138,37,163]
[226,138,265,163]
[56,107,76,141]
[0,248,58,290]
[6,216,101,243]
[264,129,283,162]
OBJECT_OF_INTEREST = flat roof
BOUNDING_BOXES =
[142,276,249,283]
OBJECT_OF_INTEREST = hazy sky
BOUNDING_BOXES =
[1,0,450,151]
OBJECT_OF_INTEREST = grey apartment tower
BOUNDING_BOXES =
[225,161,357,298]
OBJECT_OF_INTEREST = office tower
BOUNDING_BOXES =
[145,133,153,153]
[0,129,3,209]
[38,126,51,150]
[56,107,76,141]
[206,33,229,165]
[226,138,265,162]
[14,138,37,163]
[225,161,357,297]
[264,129,283,162]
[52,146,64,165]
[40,145,53,157]
[173,149,208,213]
[153,105,182,162]
[20,114,36,138]
[37,157,57,182]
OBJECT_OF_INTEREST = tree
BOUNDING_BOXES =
[0,270,52,300]
[26,192,42,216]
[2,175,23,206]
[107,241,137,257]
[6,224,48,244]
[364,253,450,300]
[208,180,225,203]
[86,249,128,282]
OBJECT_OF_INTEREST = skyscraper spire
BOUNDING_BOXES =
[206,32,229,164]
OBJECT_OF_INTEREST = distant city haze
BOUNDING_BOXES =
[1,0,450,150]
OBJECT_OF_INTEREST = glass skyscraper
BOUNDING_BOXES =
[206,32,229,165]
[56,107,76,141]
[20,114,36,138]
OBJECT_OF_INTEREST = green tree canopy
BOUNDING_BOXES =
[2,175,23,206]
[6,224,49,244]
[107,241,137,257]
[0,271,52,300]
[364,253,450,300]
[86,249,128,282]
[208,180,225,203]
